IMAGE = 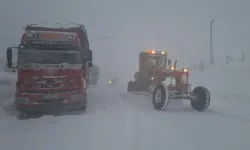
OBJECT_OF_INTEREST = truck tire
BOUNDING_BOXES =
[78,105,86,111]
[17,111,33,120]
[190,86,210,111]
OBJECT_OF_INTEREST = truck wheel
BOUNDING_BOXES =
[152,84,170,110]
[79,93,87,111]
[191,86,210,111]
[78,105,86,111]
[17,111,31,120]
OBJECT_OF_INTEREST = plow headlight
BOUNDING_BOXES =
[109,80,112,84]
[161,51,166,55]
[170,66,175,71]
[150,77,154,80]
[183,68,188,72]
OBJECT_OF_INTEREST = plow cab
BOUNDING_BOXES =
[127,49,168,92]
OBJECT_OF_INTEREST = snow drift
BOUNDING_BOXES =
[0,71,16,97]
[190,62,250,99]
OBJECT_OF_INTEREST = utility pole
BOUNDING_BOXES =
[210,20,215,65]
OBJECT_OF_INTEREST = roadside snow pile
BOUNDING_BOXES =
[0,71,16,97]
[0,71,16,85]
[190,62,250,99]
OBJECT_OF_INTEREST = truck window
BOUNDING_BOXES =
[18,50,81,65]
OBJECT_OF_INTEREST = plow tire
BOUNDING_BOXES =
[152,84,170,110]
[191,86,210,112]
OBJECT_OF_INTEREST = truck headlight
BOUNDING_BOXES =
[71,94,83,101]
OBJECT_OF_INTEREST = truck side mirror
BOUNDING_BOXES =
[82,50,92,61]
[6,48,12,68]
[88,61,93,67]
[168,59,171,65]
[82,50,92,67]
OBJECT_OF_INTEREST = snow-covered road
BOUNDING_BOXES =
[1,62,250,150]
[0,82,250,150]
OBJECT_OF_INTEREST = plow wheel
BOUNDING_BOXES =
[152,84,170,110]
[191,86,210,112]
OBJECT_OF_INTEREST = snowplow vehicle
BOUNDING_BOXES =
[127,49,210,111]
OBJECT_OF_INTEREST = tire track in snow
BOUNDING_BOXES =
[208,107,250,123]
[121,90,250,123]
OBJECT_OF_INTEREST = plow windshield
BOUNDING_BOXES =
[147,55,166,68]
[18,50,81,65]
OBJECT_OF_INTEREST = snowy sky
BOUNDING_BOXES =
[0,0,249,80]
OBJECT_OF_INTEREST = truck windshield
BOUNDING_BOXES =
[148,56,166,68]
[18,50,81,65]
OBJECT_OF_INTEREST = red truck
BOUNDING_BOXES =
[6,26,92,118]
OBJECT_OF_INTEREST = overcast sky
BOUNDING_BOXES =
[0,0,249,80]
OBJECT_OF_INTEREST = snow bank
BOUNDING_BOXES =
[190,62,250,99]
[0,71,16,97]
[0,71,16,118]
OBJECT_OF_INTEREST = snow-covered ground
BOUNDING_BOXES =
[190,62,250,120]
[0,71,16,101]
[0,63,250,150]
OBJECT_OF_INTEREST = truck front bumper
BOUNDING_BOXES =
[15,90,86,113]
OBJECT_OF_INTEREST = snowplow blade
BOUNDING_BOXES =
[127,81,149,92]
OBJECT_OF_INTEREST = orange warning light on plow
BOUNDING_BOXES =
[147,49,156,54]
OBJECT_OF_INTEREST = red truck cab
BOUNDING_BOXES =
[6,30,92,117]
[24,23,93,84]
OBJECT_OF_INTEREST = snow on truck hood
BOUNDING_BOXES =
[18,63,82,70]
[27,23,82,29]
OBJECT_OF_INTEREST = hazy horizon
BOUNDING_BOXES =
[0,0,249,80]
